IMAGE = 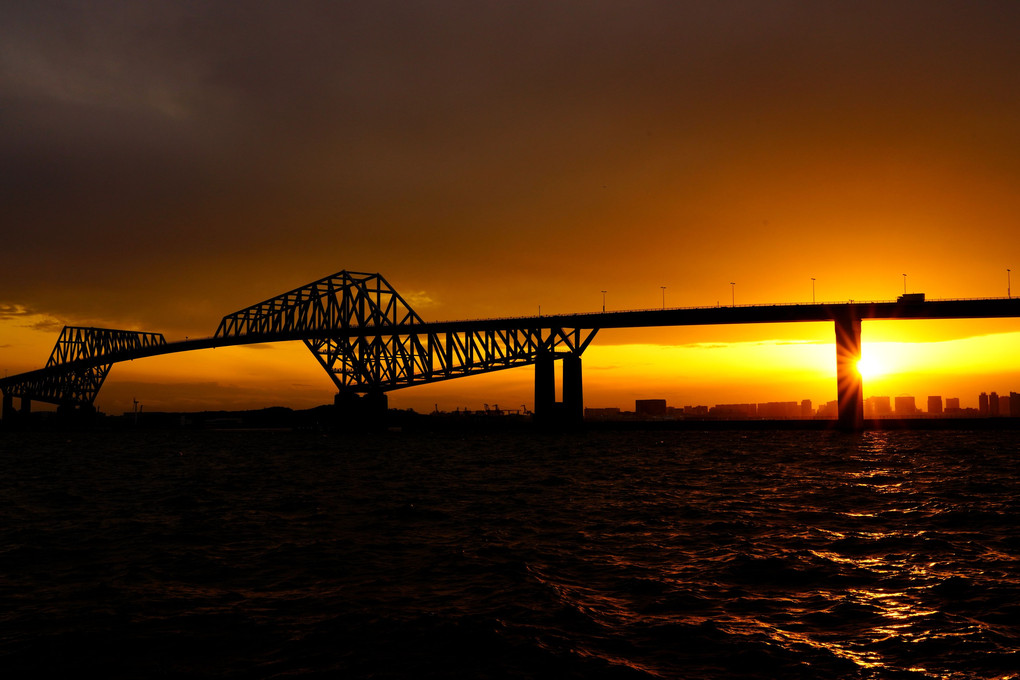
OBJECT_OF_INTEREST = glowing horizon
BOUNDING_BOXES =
[5,313,1018,416]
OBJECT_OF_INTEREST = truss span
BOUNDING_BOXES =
[4,327,166,406]
[215,270,598,393]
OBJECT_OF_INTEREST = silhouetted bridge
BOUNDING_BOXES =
[3,270,1019,429]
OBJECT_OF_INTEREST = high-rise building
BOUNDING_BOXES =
[989,392,1000,416]
[945,397,961,414]
[865,396,892,417]
[979,392,989,415]
[815,400,839,418]
[1010,392,1020,418]
[709,403,757,419]
[894,396,916,415]
[636,399,667,418]
[927,396,943,415]
[801,399,813,418]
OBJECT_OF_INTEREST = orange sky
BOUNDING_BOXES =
[2,2,1019,415]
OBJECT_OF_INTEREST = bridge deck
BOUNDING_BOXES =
[3,297,1019,394]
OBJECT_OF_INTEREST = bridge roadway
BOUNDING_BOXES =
[4,297,1020,429]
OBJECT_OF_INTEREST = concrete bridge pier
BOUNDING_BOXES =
[533,351,583,426]
[56,402,97,425]
[834,312,864,431]
[334,389,388,431]
[534,350,555,419]
[2,394,32,429]
[562,354,583,424]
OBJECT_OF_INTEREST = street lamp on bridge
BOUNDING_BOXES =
[1008,269,1012,299]
[903,273,907,295]
[730,282,735,307]
[601,290,606,312]
[811,277,816,304]
[661,286,666,310]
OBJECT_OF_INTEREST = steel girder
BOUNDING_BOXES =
[217,270,599,393]
[3,327,167,406]
[306,325,599,392]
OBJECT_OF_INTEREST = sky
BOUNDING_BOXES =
[2,1,1019,415]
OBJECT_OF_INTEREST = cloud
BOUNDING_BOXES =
[402,291,437,309]
[0,303,33,320]
[237,343,278,351]
[0,303,65,332]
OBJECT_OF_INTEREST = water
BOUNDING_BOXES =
[2,428,1018,678]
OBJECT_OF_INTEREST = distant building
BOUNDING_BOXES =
[635,399,667,418]
[945,397,961,413]
[989,392,1000,416]
[709,403,757,419]
[894,396,917,415]
[815,400,838,418]
[585,407,621,420]
[683,405,709,416]
[801,399,813,418]
[1010,392,1020,418]
[927,396,943,415]
[865,396,892,418]
[757,401,800,419]
[979,392,989,415]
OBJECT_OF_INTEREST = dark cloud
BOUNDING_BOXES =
[0,303,64,332]
[3,1,1019,335]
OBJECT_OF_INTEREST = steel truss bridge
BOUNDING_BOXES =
[3,269,1020,429]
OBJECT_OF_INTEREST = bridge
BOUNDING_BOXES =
[2,270,1019,430]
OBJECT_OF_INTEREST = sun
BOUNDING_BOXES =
[856,354,887,379]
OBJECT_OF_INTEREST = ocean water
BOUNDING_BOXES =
[1,428,1018,679]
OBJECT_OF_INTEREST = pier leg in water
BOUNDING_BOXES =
[1,392,12,428]
[334,389,388,431]
[834,312,864,431]
[533,348,555,424]
[563,354,583,425]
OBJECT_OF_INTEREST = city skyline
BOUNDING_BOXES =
[587,389,1020,421]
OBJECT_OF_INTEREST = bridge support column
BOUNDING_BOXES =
[334,389,388,431]
[563,354,583,425]
[834,312,864,431]
[534,350,555,423]
[20,396,31,416]
[2,392,13,428]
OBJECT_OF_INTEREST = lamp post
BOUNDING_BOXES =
[730,282,735,307]
[661,286,666,310]
[1008,270,1012,299]
[903,273,907,295]
[811,277,815,304]
[601,290,606,312]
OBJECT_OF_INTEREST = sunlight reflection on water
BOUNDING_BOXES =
[1,428,1018,678]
